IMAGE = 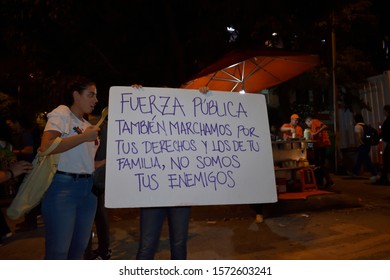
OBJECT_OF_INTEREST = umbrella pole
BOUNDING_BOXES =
[331,15,341,174]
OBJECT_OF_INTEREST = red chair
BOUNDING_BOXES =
[299,167,318,192]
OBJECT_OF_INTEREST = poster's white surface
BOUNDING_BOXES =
[105,87,276,208]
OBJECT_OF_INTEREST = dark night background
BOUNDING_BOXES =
[0,0,389,118]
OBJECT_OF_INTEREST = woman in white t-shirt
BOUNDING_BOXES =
[40,76,100,259]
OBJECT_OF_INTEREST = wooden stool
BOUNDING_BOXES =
[299,167,318,191]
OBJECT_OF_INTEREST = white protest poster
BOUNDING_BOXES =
[105,87,277,208]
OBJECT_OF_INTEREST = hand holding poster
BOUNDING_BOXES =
[105,87,276,208]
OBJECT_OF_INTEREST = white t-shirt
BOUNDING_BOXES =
[44,105,99,174]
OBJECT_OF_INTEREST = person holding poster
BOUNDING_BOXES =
[136,206,192,259]
[39,75,100,259]
[135,86,209,260]
[280,114,303,139]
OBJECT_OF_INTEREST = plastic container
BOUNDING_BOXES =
[304,129,311,140]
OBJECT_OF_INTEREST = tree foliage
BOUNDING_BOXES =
[0,0,388,115]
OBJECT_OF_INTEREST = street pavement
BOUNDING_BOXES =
[1,172,390,260]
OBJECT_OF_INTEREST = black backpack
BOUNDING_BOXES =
[361,124,380,146]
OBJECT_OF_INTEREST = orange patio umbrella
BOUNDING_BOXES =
[182,48,320,93]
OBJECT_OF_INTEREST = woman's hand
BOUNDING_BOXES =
[95,159,106,169]
[83,126,100,142]
[199,86,209,94]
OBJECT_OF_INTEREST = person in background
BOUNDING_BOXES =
[40,75,100,259]
[350,114,378,182]
[6,115,38,232]
[270,124,279,141]
[0,118,17,196]
[5,115,34,162]
[376,105,390,185]
[0,160,33,245]
[280,114,303,139]
[0,118,18,245]
[135,85,209,260]
[85,113,111,260]
[305,117,334,189]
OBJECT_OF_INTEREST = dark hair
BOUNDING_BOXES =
[354,113,364,124]
[384,105,390,113]
[64,75,96,107]
[5,112,32,129]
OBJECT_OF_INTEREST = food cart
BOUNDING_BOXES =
[272,139,317,193]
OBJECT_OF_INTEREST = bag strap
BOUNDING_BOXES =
[38,137,62,156]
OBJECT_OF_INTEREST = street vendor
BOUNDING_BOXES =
[280,114,303,139]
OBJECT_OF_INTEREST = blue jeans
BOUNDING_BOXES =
[41,173,97,260]
[136,206,191,260]
[352,144,377,176]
